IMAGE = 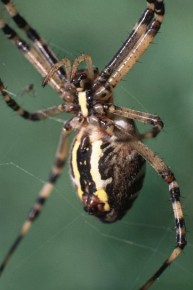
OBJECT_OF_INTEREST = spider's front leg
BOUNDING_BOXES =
[0,15,63,91]
[1,0,65,79]
[131,141,187,290]
[0,118,76,275]
[95,0,165,90]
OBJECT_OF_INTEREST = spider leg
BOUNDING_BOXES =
[90,105,163,142]
[108,0,165,88]
[0,79,74,121]
[130,141,187,290]
[1,0,65,79]
[94,0,165,90]
[71,54,94,80]
[88,114,145,142]
[87,117,187,286]
[0,18,64,92]
[43,54,95,87]
[98,0,156,83]
[88,115,116,136]
[0,118,75,275]
[43,58,72,86]
[110,104,164,139]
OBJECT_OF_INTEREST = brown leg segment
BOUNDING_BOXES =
[1,0,65,78]
[131,141,186,290]
[0,79,69,121]
[0,120,74,275]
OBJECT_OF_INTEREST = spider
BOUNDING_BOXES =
[0,0,186,289]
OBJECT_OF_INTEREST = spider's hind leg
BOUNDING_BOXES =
[0,119,75,275]
[132,141,186,290]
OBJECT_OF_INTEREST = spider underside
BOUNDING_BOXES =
[0,1,186,289]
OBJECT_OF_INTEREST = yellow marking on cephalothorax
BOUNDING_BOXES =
[90,140,112,211]
[78,91,88,117]
[94,189,110,211]
[71,140,83,199]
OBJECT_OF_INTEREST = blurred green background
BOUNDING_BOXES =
[0,1,193,289]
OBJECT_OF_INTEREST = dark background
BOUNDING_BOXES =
[0,1,193,289]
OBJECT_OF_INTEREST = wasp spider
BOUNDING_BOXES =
[0,1,186,289]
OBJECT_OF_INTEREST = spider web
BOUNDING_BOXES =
[0,1,193,290]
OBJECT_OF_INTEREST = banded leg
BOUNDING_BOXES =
[111,105,164,139]
[0,79,72,121]
[98,0,156,83]
[108,0,165,87]
[0,119,74,275]
[94,0,165,91]
[131,141,187,290]
[0,18,64,93]
[1,0,65,78]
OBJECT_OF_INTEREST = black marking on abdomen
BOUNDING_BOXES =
[76,135,97,194]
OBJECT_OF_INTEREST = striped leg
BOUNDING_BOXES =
[0,120,73,275]
[111,105,164,139]
[131,141,187,290]
[94,0,165,92]
[93,0,165,99]
[1,0,65,78]
[0,18,63,92]
[0,79,70,121]
[108,0,165,87]
[98,0,156,83]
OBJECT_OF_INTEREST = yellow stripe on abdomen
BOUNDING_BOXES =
[90,140,112,211]
[71,140,83,199]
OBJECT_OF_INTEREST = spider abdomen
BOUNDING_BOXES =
[70,119,146,223]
